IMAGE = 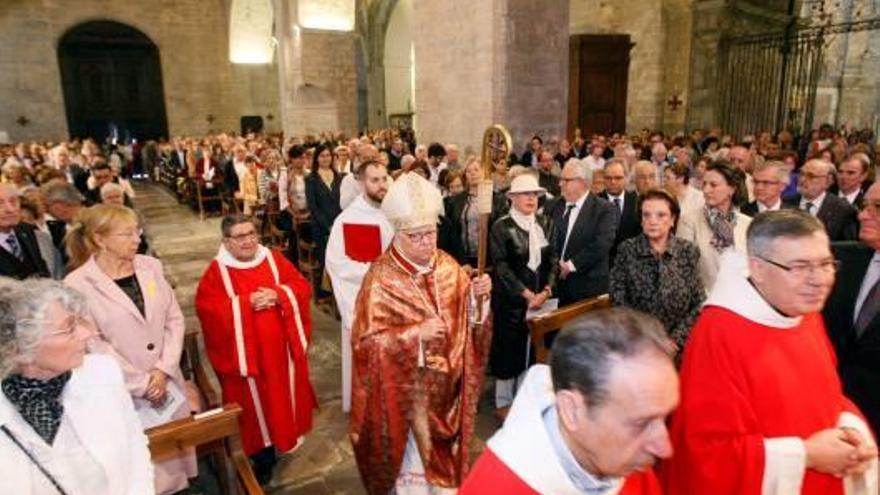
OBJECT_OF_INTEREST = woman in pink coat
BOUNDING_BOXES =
[64,204,197,494]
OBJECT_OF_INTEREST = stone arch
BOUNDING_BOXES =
[57,20,169,141]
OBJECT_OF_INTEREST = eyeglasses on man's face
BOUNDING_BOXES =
[226,230,258,243]
[402,230,437,244]
[755,255,840,277]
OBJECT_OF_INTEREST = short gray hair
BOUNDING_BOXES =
[42,179,83,205]
[549,307,673,409]
[220,214,256,238]
[754,160,790,186]
[563,158,589,180]
[746,209,827,258]
[0,278,88,379]
[100,182,124,199]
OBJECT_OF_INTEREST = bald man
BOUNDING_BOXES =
[793,159,859,241]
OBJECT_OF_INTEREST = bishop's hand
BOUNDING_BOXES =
[804,427,861,477]
[471,274,492,299]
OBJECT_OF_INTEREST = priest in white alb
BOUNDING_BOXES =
[326,159,394,412]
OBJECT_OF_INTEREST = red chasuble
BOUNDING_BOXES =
[661,255,876,495]
[195,247,316,456]
[461,449,661,495]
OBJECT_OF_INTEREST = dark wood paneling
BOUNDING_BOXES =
[568,34,633,136]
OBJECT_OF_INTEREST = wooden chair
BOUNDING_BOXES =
[146,404,263,495]
[526,294,612,364]
[195,182,228,221]
[182,330,221,410]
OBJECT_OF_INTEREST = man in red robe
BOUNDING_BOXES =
[662,209,878,494]
[349,172,492,495]
[195,214,316,484]
[460,308,676,495]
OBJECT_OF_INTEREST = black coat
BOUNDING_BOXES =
[439,191,508,266]
[599,190,642,263]
[221,159,240,195]
[305,170,343,265]
[740,196,799,217]
[0,223,51,280]
[489,214,559,378]
[789,193,859,241]
[824,242,880,434]
[546,193,619,305]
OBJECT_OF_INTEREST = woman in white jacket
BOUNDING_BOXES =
[0,278,154,494]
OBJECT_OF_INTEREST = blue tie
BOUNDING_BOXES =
[5,234,22,260]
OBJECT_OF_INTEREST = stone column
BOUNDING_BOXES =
[413,0,569,154]
[275,0,358,137]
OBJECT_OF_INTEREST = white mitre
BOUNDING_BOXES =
[381,171,444,230]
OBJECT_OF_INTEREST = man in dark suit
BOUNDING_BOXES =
[537,151,560,197]
[824,181,880,434]
[741,160,799,216]
[0,184,51,279]
[598,159,640,262]
[791,159,858,241]
[169,139,188,175]
[548,160,618,306]
[833,154,870,210]
[43,180,84,262]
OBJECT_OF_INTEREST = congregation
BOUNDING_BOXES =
[0,120,879,495]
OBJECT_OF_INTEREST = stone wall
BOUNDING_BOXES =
[0,0,281,142]
[570,0,666,133]
[413,0,568,154]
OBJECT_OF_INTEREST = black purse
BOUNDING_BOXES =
[1,425,69,495]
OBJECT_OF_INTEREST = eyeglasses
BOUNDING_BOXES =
[801,172,829,181]
[112,228,143,239]
[402,230,437,244]
[755,255,840,277]
[30,315,94,340]
[753,179,781,187]
[226,231,258,242]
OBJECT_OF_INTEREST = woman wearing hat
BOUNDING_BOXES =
[489,171,559,420]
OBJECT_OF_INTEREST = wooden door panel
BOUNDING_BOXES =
[568,34,632,136]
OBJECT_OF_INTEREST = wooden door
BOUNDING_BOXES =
[568,34,632,136]
[58,21,169,142]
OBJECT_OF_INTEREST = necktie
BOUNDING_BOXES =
[4,234,21,260]
[805,202,815,215]
[856,277,880,336]
[613,197,622,213]
[562,203,576,228]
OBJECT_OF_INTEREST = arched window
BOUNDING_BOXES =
[229,0,275,64]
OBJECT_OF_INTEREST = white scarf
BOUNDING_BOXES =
[509,209,548,272]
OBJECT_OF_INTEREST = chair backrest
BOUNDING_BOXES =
[183,330,221,409]
[147,404,264,495]
[527,294,612,364]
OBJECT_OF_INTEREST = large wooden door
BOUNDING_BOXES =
[568,34,632,136]
[58,21,168,142]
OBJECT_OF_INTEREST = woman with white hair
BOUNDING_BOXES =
[0,277,154,494]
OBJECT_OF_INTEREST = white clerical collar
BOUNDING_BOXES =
[216,244,270,269]
[705,251,802,328]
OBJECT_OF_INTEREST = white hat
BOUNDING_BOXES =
[381,172,444,230]
[506,173,546,196]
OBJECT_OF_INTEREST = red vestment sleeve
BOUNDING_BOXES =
[194,261,261,377]
[661,308,766,494]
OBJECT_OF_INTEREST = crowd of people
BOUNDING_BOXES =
[0,119,878,494]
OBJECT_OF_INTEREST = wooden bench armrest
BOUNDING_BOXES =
[184,331,221,409]
[527,294,612,363]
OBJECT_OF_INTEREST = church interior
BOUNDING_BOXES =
[1,0,880,494]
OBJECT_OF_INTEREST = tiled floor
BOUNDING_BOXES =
[134,183,499,494]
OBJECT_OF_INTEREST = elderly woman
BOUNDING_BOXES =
[610,189,704,352]
[63,204,196,494]
[489,172,558,419]
[0,277,153,494]
[676,160,751,291]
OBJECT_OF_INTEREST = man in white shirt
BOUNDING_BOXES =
[326,161,395,412]
[427,143,448,187]
[583,143,606,172]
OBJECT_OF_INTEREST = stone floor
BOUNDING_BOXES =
[134,183,499,495]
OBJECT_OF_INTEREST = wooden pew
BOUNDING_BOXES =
[526,294,612,364]
[147,404,263,495]
[182,330,221,410]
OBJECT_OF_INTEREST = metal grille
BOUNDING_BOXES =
[717,16,880,138]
